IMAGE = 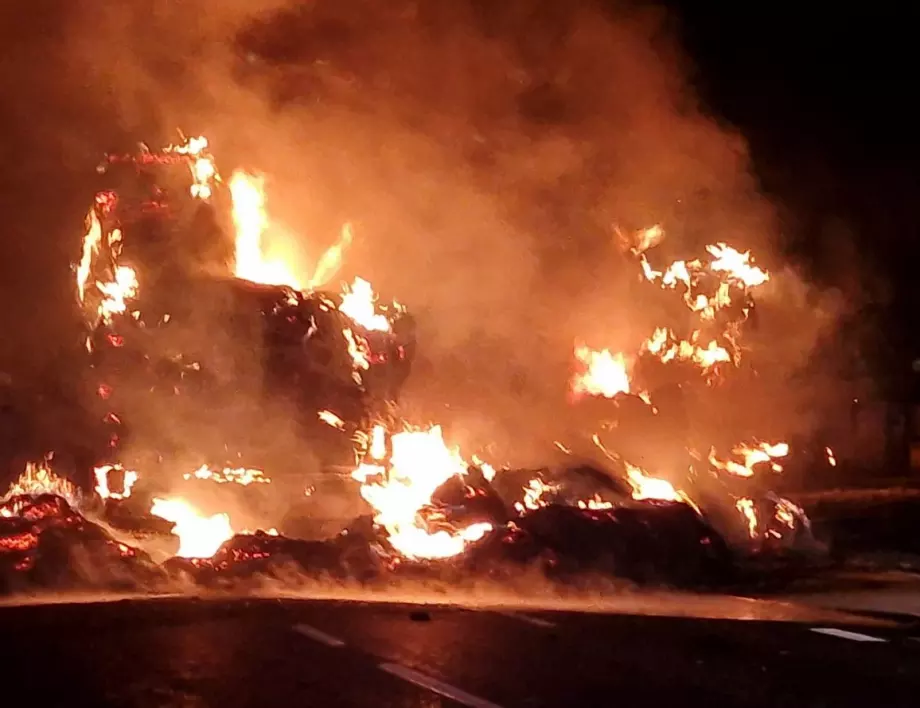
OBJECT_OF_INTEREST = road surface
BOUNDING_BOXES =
[0,594,918,707]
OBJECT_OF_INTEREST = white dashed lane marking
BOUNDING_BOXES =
[493,610,556,629]
[379,662,505,708]
[291,623,346,648]
[810,627,888,643]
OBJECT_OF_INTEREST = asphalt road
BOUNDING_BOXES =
[0,595,919,707]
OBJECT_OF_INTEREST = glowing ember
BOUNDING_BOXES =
[2,460,82,509]
[150,497,233,559]
[182,465,270,486]
[572,346,631,398]
[318,410,346,430]
[351,425,493,560]
[708,441,790,478]
[94,464,138,501]
[241,527,279,536]
[229,170,303,289]
[576,495,614,510]
[515,477,557,513]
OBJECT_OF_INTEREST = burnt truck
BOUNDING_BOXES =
[78,140,416,470]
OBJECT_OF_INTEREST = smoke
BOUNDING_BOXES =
[55,0,847,470]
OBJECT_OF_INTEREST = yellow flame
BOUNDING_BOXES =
[150,497,233,559]
[352,425,493,560]
[94,464,138,501]
[182,465,270,486]
[2,461,81,508]
[96,265,139,324]
[709,441,790,477]
[76,208,103,303]
[229,170,303,289]
[572,346,631,398]
[340,277,392,332]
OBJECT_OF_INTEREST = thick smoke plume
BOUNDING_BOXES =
[56,0,846,470]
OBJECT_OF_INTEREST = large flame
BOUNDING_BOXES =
[229,170,304,289]
[572,346,631,399]
[150,497,233,559]
[340,277,392,332]
[1,460,82,509]
[352,425,493,560]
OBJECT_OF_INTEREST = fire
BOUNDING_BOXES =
[624,463,685,503]
[165,135,218,200]
[514,478,557,513]
[736,497,758,538]
[182,465,270,486]
[706,243,770,288]
[229,170,303,289]
[351,425,493,560]
[577,495,614,510]
[310,223,354,289]
[340,277,392,332]
[2,460,82,509]
[318,410,346,430]
[76,208,103,304]
[150,497,233,559]
[708,441,790,478]
[572,346,631,398]
[641,327,733,372]
[96,265,139,325]
[94,464,138,501]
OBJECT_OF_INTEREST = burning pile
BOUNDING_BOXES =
[0,132,830,597]
[564,225,814,551]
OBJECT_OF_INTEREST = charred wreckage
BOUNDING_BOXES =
[1,136,832,596]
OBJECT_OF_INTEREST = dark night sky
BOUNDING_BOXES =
[677,5,917,290]
[0,1,916,384]
[676,4,917,388]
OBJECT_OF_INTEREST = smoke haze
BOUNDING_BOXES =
[6,0,850,471]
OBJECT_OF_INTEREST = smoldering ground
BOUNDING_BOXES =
[9,1,854,477]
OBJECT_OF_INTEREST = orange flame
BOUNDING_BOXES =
[709,441,790,478]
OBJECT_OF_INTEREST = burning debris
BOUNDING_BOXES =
[0,132,834,598]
